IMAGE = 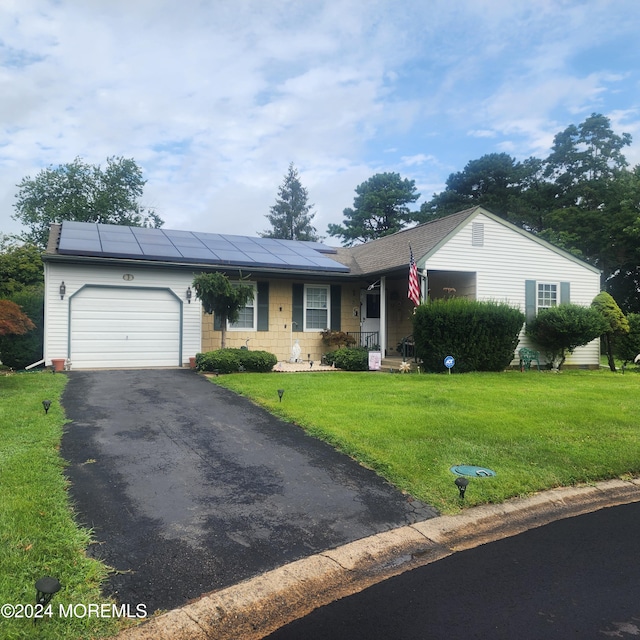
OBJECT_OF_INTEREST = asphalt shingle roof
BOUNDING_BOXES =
[332,207,478,276]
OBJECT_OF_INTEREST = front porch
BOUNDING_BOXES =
[379,354,422,372]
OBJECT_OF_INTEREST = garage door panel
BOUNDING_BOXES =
[70,287,181,368]
[73,320,180,333]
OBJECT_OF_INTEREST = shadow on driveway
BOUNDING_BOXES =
[61,370,437,612]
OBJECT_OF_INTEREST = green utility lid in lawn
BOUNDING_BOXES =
[450,465,496,477]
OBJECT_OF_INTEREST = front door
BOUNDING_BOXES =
[360,290,380,348]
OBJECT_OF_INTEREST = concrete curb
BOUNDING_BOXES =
[116,478,640,640]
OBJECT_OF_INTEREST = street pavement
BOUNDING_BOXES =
[266,501,640,640]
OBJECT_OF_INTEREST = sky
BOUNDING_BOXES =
[1,0,640,245]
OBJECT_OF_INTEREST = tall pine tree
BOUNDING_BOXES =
[261,163,319,241]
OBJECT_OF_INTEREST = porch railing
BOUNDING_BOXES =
[399,334,417,362]
[347,331,380,350]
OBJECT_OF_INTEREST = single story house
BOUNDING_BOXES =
[42,206,602,370]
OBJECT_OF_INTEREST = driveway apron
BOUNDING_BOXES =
[61,370,437,612]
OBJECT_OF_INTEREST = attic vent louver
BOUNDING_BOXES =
[472,222,484,247]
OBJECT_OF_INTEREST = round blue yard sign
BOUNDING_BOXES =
[444,355,455,369]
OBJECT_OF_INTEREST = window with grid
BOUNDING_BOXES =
[228,282,256,330]
[304,286,329,330]
[537,283,557,310]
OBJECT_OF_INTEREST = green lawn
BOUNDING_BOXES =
[213,368,640,514]
[0,372,120,640]
[2,367,638,638]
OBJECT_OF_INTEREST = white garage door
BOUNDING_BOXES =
[70,286,181,369]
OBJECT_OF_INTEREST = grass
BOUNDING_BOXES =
[212,367,640,514]
[0,372,120,640]
[2,366,637,637]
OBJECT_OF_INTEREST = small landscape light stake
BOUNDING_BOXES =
[277,389,285,402]
[35,576,61,622]
[455,476,469,500]
[42,400,52,414]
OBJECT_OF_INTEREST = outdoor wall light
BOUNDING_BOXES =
[186,286,192,304]
[455,476,469,499]
[35,576,61,608]
[59,282,66,300]
[310,361,314,368]
[277,389,285,402]
[42,400,52,414]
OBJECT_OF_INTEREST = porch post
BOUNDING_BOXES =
[420,269,428,302]
[380,276,387,356]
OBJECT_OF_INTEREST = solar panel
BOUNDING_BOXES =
[56,221,349,273]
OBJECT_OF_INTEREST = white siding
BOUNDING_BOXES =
[425,213,602,367]
[44,261,201,369]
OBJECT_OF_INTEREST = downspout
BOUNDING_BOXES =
[42,260,50,365]
[380,276,387,356]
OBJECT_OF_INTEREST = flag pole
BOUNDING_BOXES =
[408,244,421,308]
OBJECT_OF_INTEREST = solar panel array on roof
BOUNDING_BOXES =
[57,221,349,272]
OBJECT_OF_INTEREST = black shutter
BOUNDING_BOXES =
[525,280,536,323]
[330,285,341,331]
[292,283,303,332]
[257,282,269,331]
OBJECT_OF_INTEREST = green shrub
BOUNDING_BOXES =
[613,313,640,365]
[320,330,356,348]
[195,348,277,373]
[324,347,369,371]
[526,304,607,369]
[238,349,278,372]
[412,298,525,373]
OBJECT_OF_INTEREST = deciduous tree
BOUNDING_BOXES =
[0,300,35,336]
[13,156,163,248]
[0,240,43,298]
[192,273,254,349]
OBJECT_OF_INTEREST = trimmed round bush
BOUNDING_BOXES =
[526,304,606,369]
[195,348,277,373]
[613,313,640,365]
[413,298,525,373]
[324,347,369,371]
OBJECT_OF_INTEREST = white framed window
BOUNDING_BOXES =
[304,285,330,331]
[228,282,257,331]
[537,283,558,310]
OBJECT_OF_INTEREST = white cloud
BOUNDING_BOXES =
[1,0,639,241]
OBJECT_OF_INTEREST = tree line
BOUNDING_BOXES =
[267,114,640,318]
[1,112,639,368]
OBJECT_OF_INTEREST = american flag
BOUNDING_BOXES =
[408,247,421,307]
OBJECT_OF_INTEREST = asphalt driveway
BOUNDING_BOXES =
[61,369,436,612]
